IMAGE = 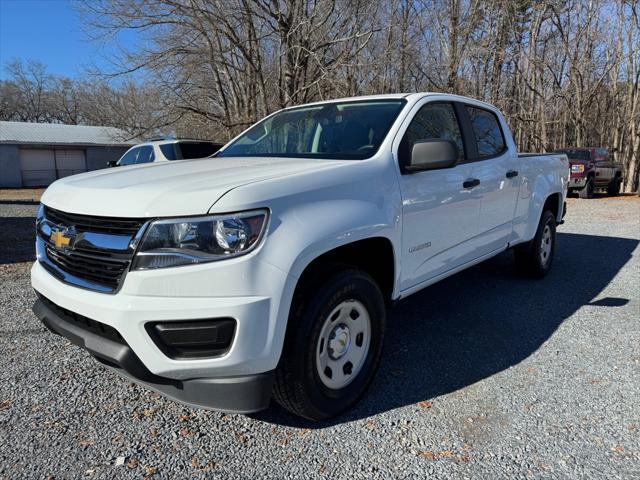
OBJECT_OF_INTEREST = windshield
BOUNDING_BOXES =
[218,99,406,160]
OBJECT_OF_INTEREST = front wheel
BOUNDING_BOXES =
[514,210,557,278]
[274,269,386,420]
[578,177,594,199]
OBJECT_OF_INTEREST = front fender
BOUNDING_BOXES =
[269,198,398,280]
[260,197,399,367]
[210,157,402,366]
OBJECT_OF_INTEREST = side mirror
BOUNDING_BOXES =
[406,139,459,172]
[106,160,118,168]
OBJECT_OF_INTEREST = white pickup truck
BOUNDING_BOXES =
[32,93,568,420]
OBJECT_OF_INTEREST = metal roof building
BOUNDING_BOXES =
[0,121,136,187]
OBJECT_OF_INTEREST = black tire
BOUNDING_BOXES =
[607,178,621,196]
[578,177,594,199]
[273,268,386,421]
[514,210,557,278]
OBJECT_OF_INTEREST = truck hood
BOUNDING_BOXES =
[41,157,349,217]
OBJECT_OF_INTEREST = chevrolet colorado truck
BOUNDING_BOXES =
[554,147,623,198]
[32,93,568,420]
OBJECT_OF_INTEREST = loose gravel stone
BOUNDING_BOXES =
[1,194,639,479]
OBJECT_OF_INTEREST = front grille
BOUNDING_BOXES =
[45,245,129,290]
[44,206,145,236]
[39,207,147,293]
[38,293,125,345]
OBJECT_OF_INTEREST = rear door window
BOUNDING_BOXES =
[466,106,506,158]
[179,142,221,159]
[159,142,222,160]
[158,144,179,160]
[595,148,608,161]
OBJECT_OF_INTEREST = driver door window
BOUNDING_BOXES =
[399,103,465,169]
[118,146,155,165]
[135,146,155,164]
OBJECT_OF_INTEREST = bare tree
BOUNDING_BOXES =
[1,60,55,122]
[3,0,638,190]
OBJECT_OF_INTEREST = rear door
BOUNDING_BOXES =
[396,99,481,291]
[462,104,520,254]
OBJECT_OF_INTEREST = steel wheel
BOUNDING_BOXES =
[514,209,556,278]
[315,299,371,390]
[539,223,553,267]
[273,268,386,420]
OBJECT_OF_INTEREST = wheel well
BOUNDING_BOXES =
[543,193,561,220]
[295,237,395,305]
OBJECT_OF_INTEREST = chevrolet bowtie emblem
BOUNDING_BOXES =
[51,230,72,249]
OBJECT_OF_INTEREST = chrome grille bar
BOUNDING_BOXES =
[37,207,148,293]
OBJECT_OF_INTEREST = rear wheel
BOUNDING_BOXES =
[514,210,557,278]
[578,177,594,199]
[274,268,385,421]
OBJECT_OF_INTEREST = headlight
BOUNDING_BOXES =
[571,164,585,173]
[131,209,269,270]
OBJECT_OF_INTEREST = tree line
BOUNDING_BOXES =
[0,60,169,136]
[1,0,638,191]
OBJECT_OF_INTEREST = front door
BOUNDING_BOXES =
[396,100,481,291]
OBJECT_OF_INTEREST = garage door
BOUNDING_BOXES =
[56,150,86,178]
[19,149,56,187]
[19,149,87,186]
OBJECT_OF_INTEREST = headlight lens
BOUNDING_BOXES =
[132,209,268,270]
[571,164,585,173]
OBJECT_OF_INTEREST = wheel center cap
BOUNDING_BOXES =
[328,325,350,360]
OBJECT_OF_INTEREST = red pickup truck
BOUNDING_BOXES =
[554,147,623,198]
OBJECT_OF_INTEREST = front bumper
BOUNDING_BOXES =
[31,252,295,380]
[568,176,587,189]
[33,295,274,412]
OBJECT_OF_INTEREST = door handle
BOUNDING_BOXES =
[463,178,480,189]
[506,170,519,178]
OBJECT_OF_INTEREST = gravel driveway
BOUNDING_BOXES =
[1,193,639,479]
